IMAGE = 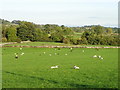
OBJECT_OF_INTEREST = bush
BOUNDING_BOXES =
[16,38,21,43]
[63,38,70,44]
[2,38,7,42]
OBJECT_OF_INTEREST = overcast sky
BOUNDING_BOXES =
[0,0,119,27]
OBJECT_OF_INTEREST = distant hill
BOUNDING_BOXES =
[0,18,12,25]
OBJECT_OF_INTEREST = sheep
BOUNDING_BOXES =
[43,52,46,54]
[100,57,104,60]
[51,65,58,69]
[15,55,18,59]
[70,48,73,52]
[73,65,80,69]
[49,54,52,56]
[93,55,97,58]
[98,55,101,58]
[20,48,22,50]
[55,53,57,55]
[65,54,68,55]
[82,50,84,52]
[21,52,24,55]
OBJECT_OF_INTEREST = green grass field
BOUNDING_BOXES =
[4,42,118,47]
[2,46,118,88]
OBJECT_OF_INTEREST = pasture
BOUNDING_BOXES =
[4,41,118,47]
[2,47,118,88]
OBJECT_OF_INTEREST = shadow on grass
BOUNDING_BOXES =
[4,71,96,88]
[4,71,58,84]
[68,83,97,88]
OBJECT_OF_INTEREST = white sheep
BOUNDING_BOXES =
[49,54,52,56]
[43,52,46,54]
[51,65,58,69]
[20,48,22,50]
[100,57,104,60]
[82,50,84,52]
[93,55,97,58]
[65,54,68,55]
[15,55,19,59]
[21,52,24,55]
[55,53,57,55]
[98,55,101,58]
[73,66,80,69]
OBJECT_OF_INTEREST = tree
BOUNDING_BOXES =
[6,25,17,42]
[106,28,113,34]
[92,25,104,35]
[17,21,36,41]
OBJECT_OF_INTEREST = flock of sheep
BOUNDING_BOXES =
[14,47,104,70]
[50,65,80,69]
[93,55,104,60]
[14,48,24,59]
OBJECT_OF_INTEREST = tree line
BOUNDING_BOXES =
[1,19,119,46]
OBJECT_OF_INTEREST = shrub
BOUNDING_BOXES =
[2,38,7,42]
[16,38,21,43]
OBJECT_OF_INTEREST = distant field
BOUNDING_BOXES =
[73,32,82,39]
[2,47,118,88]
[3,42,118,47]
[4,42,71,46]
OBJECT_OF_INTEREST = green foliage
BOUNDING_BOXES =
[2,38,7,42]
[106,28,113,34]
[63,38,70,44]
[1,19,119,46]
[17,22,36,41]
[81,26,119,46]
[6,26,17,42]
[91,25,104,35]
[16,38,21,43]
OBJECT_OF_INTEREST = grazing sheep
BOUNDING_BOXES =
[73,66,80,69]
[98,55,101,58]
[51,65,58,69]
[20,48,22,50]
[49,54,52,56]
[55,53,57,55]
[100,57,104,60]
[93,55,97,58]
[65,54,68,55]
[21,52,24,55]
[82,50,84,52]
[15,55,18,59]
[70,48,73,52]
[43,52,46,54]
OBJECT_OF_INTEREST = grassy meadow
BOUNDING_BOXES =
[4,42,118,47]
[2,43,118,88]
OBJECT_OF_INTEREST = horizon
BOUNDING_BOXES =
[1,18,118,28]
[1,0,119,28]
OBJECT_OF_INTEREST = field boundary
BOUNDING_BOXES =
[1,45,120,48]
